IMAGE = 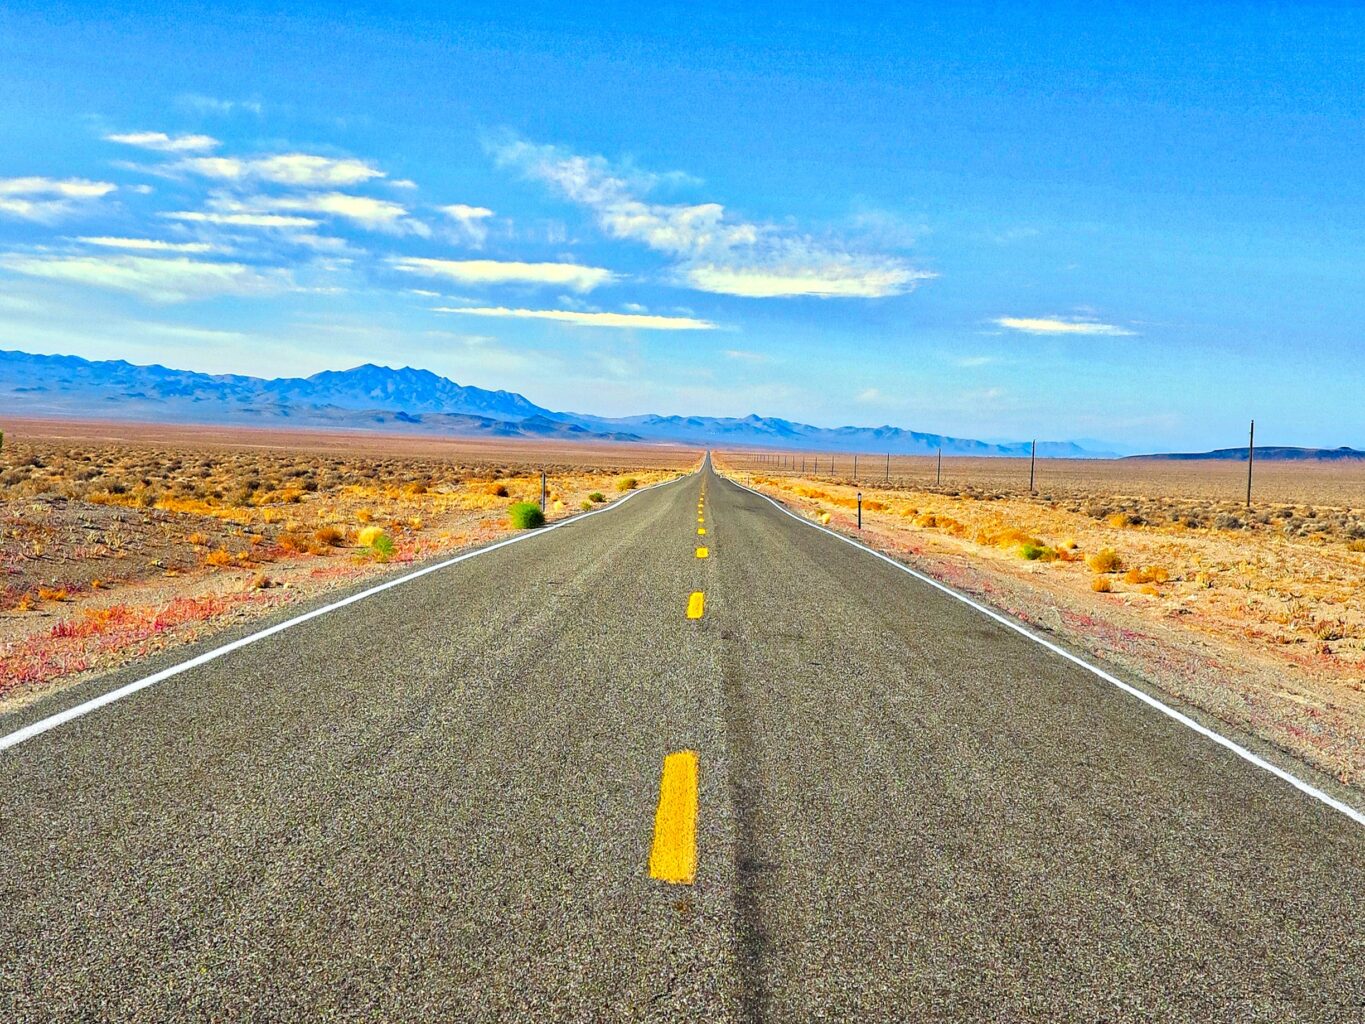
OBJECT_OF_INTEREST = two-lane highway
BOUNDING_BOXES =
[2,460,1363,1021]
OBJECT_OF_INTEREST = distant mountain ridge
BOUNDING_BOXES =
[1131,446,1365,462]
[1,348,1117,456]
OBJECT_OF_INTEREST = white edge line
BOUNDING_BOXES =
[0,469,697,753]
[724,472,1365,829]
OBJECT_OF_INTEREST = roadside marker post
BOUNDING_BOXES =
[1246,419,1255,508]
[857,491,862,530]
[1029,440,1037,494]
[540,471,547,512]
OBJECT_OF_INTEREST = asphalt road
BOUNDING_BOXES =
[2,460,1364,1022]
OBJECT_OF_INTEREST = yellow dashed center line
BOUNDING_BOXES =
[697,527,706,535]
[686,591,705,618]
[696,547,709,558]
[649,750,698,885]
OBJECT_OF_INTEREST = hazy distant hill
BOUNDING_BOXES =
[1131,446,1365,462]
[1,349,1116,455]
[565,411,1101,457]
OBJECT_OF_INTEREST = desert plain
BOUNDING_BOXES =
[4,420,1364,801]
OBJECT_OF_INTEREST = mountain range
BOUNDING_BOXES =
[0,348,1163,458]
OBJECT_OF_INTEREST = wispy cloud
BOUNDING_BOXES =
[0,177,117,221]
[77,236,217,254]
[205,192,423,234]
[491,137,931,299]
[724,348,769,362]
[163,210,320,229]
[687,261,931,299]
[177,95,265,117]
[175,153,385,187]
[104,130,220,153]
[0,253,288,303]
[391,256,614,292]
[441,204,494,245]
[993,316,1135,336]
[433,306,714,330]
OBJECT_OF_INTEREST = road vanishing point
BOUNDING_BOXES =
[2,458,1363,1022]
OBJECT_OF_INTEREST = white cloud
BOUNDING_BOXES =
[0,253,288,303]
[175,153,385,187]
[104,130,220,153]
[197,192,425,235]
[0,177,118,221]
[163,210,320,229]
[391,256,614,292]
[492,138,930,299]
[441,203,495,245]
[686,260,931,299]
[724,348,769,363]
[993,316,1135,336]
[78,236,216,254]
[433,306,714,330]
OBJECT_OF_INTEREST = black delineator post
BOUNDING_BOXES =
[885,453,890,484]
[1246,419,1255,508]
[936,447,942,486]
[540,471,547,512]
[857,491,863,530]
[1029,440,1037,494]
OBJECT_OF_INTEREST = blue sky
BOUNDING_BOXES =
[1,2,1362,450]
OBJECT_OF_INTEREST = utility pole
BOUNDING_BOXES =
[853,454,858,480]
[885,453,890,483]
[1029,440,1037,494]
[1246,419,1255,508]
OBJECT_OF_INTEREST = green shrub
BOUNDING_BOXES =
[588,491,606,503]
[615,476,638,492]
[509,501,546,529]
[580,499,593,510]
[371,534,395,560]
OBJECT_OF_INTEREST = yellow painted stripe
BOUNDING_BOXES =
[648,750,698,885]
[686,591,705,618]
[697,527,706,535]
[696,547,709,558]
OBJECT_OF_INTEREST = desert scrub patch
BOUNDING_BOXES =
[1085,548,1123,574]
[508,501,546,529]
[356,525,389,549]
[1091,576,1113,593]
[588,491,606,503]
[615,476,639,492]
[314,525,346,547]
